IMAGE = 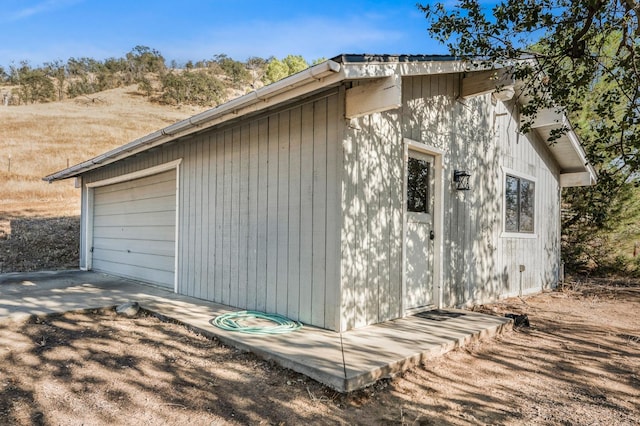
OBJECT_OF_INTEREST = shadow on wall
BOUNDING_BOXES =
[401,73,507,308]
[341,108,404,330]
[0,216,80,273]
[340,73,508,328]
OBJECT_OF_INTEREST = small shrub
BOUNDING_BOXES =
[159,70,225,106]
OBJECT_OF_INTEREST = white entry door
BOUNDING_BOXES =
[405,150,435,310]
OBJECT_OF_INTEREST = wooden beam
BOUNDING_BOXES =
[560,172,595,187]
[461,68,514,99]
[528,108,566,129]
[345,76,402,119]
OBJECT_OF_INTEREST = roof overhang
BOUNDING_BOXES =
[459,62,596,187]
[525,107,597,187]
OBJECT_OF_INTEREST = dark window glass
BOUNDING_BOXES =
[505,175,519,232]
[519,179,535,232]
[505,174,535,233]
[407,157,429,213]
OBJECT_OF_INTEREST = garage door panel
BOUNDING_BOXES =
[93,225,175,242]
[93,248,174,272]
[94,210,175,227]
[94,195,176,215]
[93,239,175,258]
[95,179,176,205]
[92,259,175,287]
[92,169,176,289]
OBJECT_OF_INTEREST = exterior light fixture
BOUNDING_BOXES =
[454,170,471,191]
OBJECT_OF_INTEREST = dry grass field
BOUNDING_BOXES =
[0,87,206,272]
[0,86,205,214]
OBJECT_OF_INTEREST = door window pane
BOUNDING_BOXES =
[407,157,430,213]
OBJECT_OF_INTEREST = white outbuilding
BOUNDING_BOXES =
[45,54,596,332]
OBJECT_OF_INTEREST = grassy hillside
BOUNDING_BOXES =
[0,85,207,217]
[0,51,311,272]
[0,86,208,272]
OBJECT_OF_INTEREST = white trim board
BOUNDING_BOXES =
[86,159,183,188]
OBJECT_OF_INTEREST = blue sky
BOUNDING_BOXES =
[0,0,447,67]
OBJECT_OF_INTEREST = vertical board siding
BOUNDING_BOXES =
[265,113,279,313]
[324,89,342,329]
[81,89,342,331]
[256,118,269,313]
[340,101,404,330]
[287,108,302,320]
[298,102,315,324]
[401,74,561,308]
[277,112,290,316]
[230,128,241,308]
[222,131,232,305]
[247,122,259,310]
[238,125,250,309]
[311,100,328,327]
[214,133,225,303]
[206,135,216,301]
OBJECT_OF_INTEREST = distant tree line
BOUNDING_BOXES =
[0,46,320,107]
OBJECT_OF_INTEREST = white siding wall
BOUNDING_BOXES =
[82,90,344,331]
[340,110,404,330]
[78,71,563,332]
[401,74,561,307]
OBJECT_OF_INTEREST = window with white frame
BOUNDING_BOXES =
[505,174,535,233]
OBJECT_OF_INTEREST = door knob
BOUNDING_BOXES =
[430,230,435,240]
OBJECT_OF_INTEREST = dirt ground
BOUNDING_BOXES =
[0,205,80,274]
[0,278,638,425]
[0,215,80,274]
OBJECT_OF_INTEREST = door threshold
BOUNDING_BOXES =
[404,304,437,317]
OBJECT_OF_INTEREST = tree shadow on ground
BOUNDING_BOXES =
[0,281,638,425]
[0,309,347,425]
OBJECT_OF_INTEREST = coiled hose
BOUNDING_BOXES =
[212,310,303,335]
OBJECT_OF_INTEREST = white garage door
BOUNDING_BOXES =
[92,169,176,288]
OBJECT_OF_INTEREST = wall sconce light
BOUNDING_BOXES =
[454,170,471,190]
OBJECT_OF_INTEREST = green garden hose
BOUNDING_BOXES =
[212,310,303,335]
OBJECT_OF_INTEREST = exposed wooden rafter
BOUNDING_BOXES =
[460,68,515,99]
[345,75,402,119]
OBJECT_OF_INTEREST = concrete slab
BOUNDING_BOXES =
[0,270,512,392]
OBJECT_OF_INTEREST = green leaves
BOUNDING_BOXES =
[263,55,310,84]
[159,70,225,107]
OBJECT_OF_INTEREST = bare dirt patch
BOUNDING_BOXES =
[0,212,79,274]
[1,278,638,425]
